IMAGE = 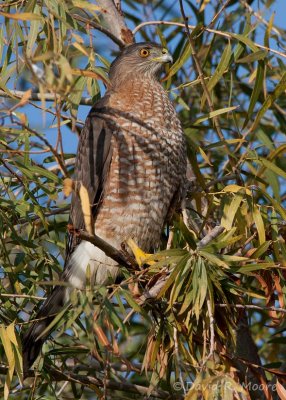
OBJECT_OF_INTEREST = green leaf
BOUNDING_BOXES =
[221,192,244,230]
[193,106,238,125]
[201,42,232,107]
[251,71,286,132]
[243,61,265,128]
[259,157,286,180]
[165,41,191,80]
[230,32,260,52]
[26,6,41,57]
[236,50,268,64]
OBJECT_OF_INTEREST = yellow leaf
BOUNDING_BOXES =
[253,204,266,245]
[72,41,90,57]
[127,238,154,267]
[63,178,74,197]
[17,89,32,108]
[0,324,15,400]
[79,184,93,234]
[277,379,286,399]
[199,146,213,166]
[71,68,110,86]
[0,12,42,21]
[221,193,244,230]
[72,0,100,11]
[222,184,251,195]
[199,0,211,12]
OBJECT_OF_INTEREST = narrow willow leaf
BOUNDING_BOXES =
[0,26,4,64]
[251,241,271,258]
[265,169,280,201]
[255,185,286,220]
[123,290,145,315]
[264,13,275,48]
[26,7,41,57]
[199,146,213,166]
[201,43,232,107]
[0,325,15,400]
[252,204,266,245]
[164,41,191,80]
[259,157,286,180]
[199,250,230,268]
[230,32,259,52]
[0,11,42,21]
[233,14,251,61]
[204,138,246,150]
[159,255,190,299]
[203,234,245,252]
[37,305,71,339]
[233,262,275,273]
[251,71,286,132]
[222,184,249,194]
[243,61,265,128]
[72,0,100,12]
[221,192,244,230]
[193,106,237,125]
[236,50,268,64]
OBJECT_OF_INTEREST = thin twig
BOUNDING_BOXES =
[239,0,281,37]
[13,122,68,177]
[0,89,93,105]
[178,0,242,184]
[132,21,286,60]
[73,13,125,48]
[206,296,215,361]
[25,367,183,399]
[79,231,134,270]
[0,293,46,300]
[207,0,232,30]
[197,226,224,248]
[17,205,70,226]
[216,303,286,314]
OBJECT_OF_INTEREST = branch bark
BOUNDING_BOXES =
[79,231,135,270]
[0,89,93,105]
[96,0,134,47]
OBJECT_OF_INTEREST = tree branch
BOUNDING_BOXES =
[132,21,286,60]
[216,303,286,314]
[25,367,183,399]
[0,89,92,106]
[79,231,135,270]
[72,13,127,48]
[95,0,134,47]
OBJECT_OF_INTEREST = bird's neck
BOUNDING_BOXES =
[110,76,162,99]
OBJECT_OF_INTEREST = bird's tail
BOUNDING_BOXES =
[22,285,69,377]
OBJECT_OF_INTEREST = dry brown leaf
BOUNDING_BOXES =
[276,379,286,399]
[93,323,110,348]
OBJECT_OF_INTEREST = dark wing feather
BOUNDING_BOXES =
[66,106,113,260]
[22,106,113,375]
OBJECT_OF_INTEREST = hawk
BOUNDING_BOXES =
[22,42,187,375]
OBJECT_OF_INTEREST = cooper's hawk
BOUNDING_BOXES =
[22,42,187,375]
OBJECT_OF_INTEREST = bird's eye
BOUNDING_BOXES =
[139,48,150,58]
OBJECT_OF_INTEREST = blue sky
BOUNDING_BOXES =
[4,0,286,165]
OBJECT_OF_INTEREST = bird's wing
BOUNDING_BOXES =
[66,106,113,262]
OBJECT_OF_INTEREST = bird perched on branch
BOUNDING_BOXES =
[22,42,187,376]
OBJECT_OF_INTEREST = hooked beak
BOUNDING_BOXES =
[152,51,173,64]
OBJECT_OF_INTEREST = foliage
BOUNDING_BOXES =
[1,0,286,399]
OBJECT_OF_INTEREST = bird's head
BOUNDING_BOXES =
[109,42,173,86]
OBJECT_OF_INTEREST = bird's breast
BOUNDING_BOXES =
[94,82,186,251]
